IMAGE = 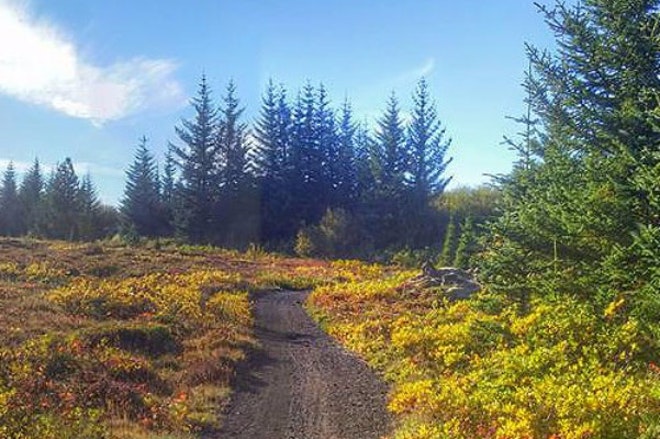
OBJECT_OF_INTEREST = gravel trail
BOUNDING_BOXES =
[215,289,391,439]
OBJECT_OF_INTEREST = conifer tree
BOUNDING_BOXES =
[335,100,358,209]
[78,173,102,240]
[454,216,477,270]
[366,92,409,248]
[482,0,660,317]
[253,81,293,241]
[160,149,177,235]
[315,84,340,208]
[290,82,324,226]
[0,162,21,236]
[407,77,452,199]
[216,80,256,246]
[121,137,163,237]
[44,158,80,240]
[19,158,44,235]
[439,216,458,266]
[354,121,375,201]
[170,75,219,243]
[218,80,251,198]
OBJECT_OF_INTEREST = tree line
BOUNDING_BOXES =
[0,158,117,241]
[120,76,455,256]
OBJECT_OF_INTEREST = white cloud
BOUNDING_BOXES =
[0,0,185,125]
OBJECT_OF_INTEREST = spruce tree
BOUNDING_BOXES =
[454,216,477,270]
[19,158,44,236]
[217,80,251,198]
[169,75,219,243]
[290,82,324,226]
[121,136,163,237]
[0,162,21,236]
[161,149,177,235]
[216,80,256,246]
[315,84,340,208]
[367,92,409,248]
[253,80,293,242]
[403,78,453,247]
[407,77,452,198]
[439,216,458,266]
[336,99,358,209]
[482,0,660,317]
[78,173,102,240]
[371,92,408,196]
[44,158,80,240]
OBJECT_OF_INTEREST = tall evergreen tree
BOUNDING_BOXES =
[371,92,408,196]
[482,0,660,319]
[216,80,256,246]
[217,80,251,197]
[335,99,358,208]
[315,84,340,208]
[121,137,164,237]
[0,162,21,236]
[18,158,44,235]
[253,81,293,241]
[354,121,375,201]
[169,75,219,243]
[44,158,80,240]
[407,77,452,198]
[160,149,177,235]
[78,173,102,240]
[290,82,324,226]
[366,92,409,248]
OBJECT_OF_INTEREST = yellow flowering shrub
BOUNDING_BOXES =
[310,273,660,439]
[47,270,246,327]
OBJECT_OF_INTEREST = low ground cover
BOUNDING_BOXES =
[0,238,335,438]
[309,269,660,439]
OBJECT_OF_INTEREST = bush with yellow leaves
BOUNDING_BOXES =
[310,276,660,439]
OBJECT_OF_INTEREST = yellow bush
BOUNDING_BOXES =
[311,275,660,439]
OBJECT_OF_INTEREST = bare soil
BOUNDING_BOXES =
[215,290,391,439]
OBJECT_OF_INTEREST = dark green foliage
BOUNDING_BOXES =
[0,158,115,241]
[294,208,361,259]
[407,77,452,199]
[121,137,166,237]
[334,100,359,208]
[78,174,103,241]
[18,158,44,236]
[139,77,446,254]
[363,92,409,249]
[169,75,220,243]
[370,92,408,199]
[0,162,22,236]
[253,81,294,242]
[43,158,81,240]
[439,216,458,266]
[216,80,258,247]
[481,0,660,331]
[160,149,177,234]
[453,216,478,270]
[3,76,460,254]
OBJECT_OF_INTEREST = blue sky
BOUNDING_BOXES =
[0,0,557,205]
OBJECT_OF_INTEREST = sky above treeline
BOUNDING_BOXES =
[0,0,558,205]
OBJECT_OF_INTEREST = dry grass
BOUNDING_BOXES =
[0,237,334,439]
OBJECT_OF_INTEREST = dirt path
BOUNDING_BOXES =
[215,290,391,439]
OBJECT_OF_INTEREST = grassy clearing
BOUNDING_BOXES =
[0,238,335,438]
[308,270,660,439]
